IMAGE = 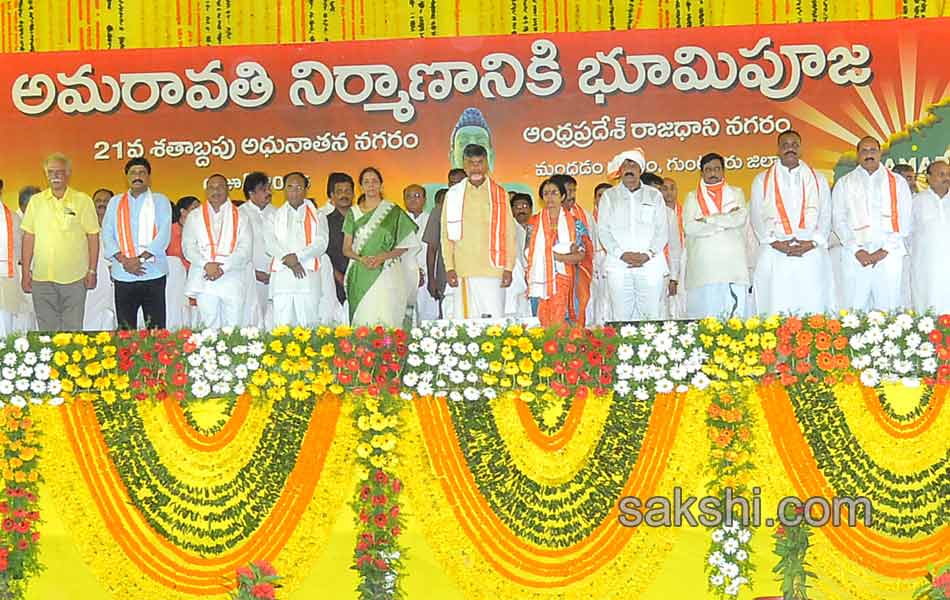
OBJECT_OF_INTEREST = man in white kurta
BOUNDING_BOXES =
[911,160,950,313]
[505,193,534,319]
[83,189,117,331]
[183,175,253,328]
[0,202,32,336]
[591,183,612,324]
[554,174,597,326]
[751,130,835,315]
[660,178,687,319]
[264,173,329,327]
[404,185,439,322]
[683,153,750,319]
[239,172,276,329]
[832,137,913,312]
[598,150,669,321]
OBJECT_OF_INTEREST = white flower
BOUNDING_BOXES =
[656,379,674,394]
[896,313,913,329]
[851,355,871,370]
[735,549,748,562]
[234,365,248,380]
[403,372,419,387]
[232,345,248,356]
[457,360,472,372]
[399,392,414,401]
[867,326,885,344]
[408,355,423,368]
[452,342,467,355]
[656,354,670,366]
[709,574,725,587]
[221,326,235,336]
[483,388,497,400]
[662,321,679,334]
[918,342,935,358]
[649,365,666,379]
[737,528,752,543]
[246,358,260,371]
[438,342,451,355]
[9,396,26,408]
[199,346,215,361]
[724,582,741,596]
[617,344,635,361]
[48,396,64,406]
[449,391,463,402]
[192,380,211,398]
[39,348,53,361]
[14,380,29,392]
[901,377,920,388]
[218,354,233,367]
[711,529,725,543]
[720,561,740,579]
[641,323,658,337]
[724,522,741,534]
[676,384,689,393]
[29,380,46,395]
[867,311,886,326]
[882,341,900,357]
[614,380,631,396]
[429,327,444,340]
[632,366,650,382]
[0,381,13,395]
[467,342,480,356]
[669,365,688,381]
[475,358,489,371]
[723,538,739,554]
[13,338,29,353]
[48,380,62,394]
[212,382,230,395]
[668,348,686,362]
[233,382,246,395]
[634,387,649,400]
[2,353,16,366]
[1,367,14,380]
[187,353,204,367]
[616,364,634,380]
[918,317,936,333]
[417,382,434,397]
[692,372,711,389]
[410,327,424,339]
[248,341,265,356]
[842,313,861,329]
[23,352,37,366]
[678,333,697,347]
[34,364,51,381]
[463,387,480,401]
[905,333,922,349]
[884,323,902,339]
[420,338,437,353]
[620,324,638,337]
[860,368,880,388]
[465,372,478,384]
[708,551,725,567]
[893,359,912,374]
[923,357,938,373]
[637,345,653,361]
[449,371,465,384]
[424,353,440,367]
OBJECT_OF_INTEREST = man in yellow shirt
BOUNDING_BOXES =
[441,144,517,320]
[20,153,101,331]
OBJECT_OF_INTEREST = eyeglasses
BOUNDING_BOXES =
[285,184,306,191]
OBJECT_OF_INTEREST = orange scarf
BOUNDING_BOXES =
[764,164,820,235]
[526,208,576,301]
[117,191,157,259]
[696,181,725,216]
[201,201,239,262]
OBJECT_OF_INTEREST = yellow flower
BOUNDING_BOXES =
[289,380,310,401]
[760,333,777,350]
[269,372,287,387]
[73,334,89,346]
[370,454,386,468]
[27,472,38,483]
[500,347,515,361]
[517,337,533,353]
[271,325,291,337]
[365,397,379,412]
[334,325,353,338]
[764,315,781,330]
[716,334,732,348]
[482,374,498,386]
[385,455,399,469]
[508,324,524,337]
[85,361,102,377]
[101,391,117,404]
[82,346,98,360]
[380,434,397,452]
[52,333,72,347]
[320,343,336,358]
[485,325,503,337]
[113,375,130,391]
[538,367,554,378]
[316,326,332,337]
[103,346,117,357]
[102,356,117,370]
[699,334,714,348]
[745,317,761,331]
[500,377,512,388]
[504,362,520,376]
[530,349,543,362]
[713,349,727,365]
[518,357,535,373]
[293,327,311,342]
[727,317,744,331]
[370,434,385,449]
[542,403,564,428]
[527,327,545,339]
[13,472,25,483]
[516,374,533,388]
[481,341,496,353]
[357,416,371,431]
[280,359,297,374]
[1,470,12,481]
[266,386,286,401]
[9,458,22,469]
[521,391,536,402]
[386,415,398,428]
[535,383,548,392]
[269,340,284,353]
[369,413,387,431]
[18,447,35,462]
[356,443,372,459]
[66,364,82,379]
[743,351,759,366]
[489,361,503,373]
[262,354,278,367]
[95,332,112,345]
[94,376,111,390]
[71,350,82,363]
[329,384,344,395]
[702,317,723,333]
[356,465,370,480]
[286,342,302,357]
[252,370,269,386]
[743,333,760,347]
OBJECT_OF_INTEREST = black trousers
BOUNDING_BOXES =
[114,276,167,329]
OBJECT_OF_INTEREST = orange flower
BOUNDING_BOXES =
[808,314,826,329]
[824,375,838,386]
[794,345,810,359]
[817,352,834,371]
[760,350,776,365]
[786,317,803,334]
[795,331,813,347]
[780,374,798,386]
[833,336,849,351]
[737,427,751,442]
[815,332,832,351]
[720,393,734,406]
[842,373,858,385]
[795,361,812,374]
[778,342,794,356]
[827,319,842,334]
[715,429,735,448]
[707,404,721,418]
[834,354,850,369]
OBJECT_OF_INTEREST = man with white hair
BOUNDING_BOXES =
[682,153,750,319]
[750,130,835,315]
[832,136,912,311]
[911,160,950,313]
[597,149,669,321]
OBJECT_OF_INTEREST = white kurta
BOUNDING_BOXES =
[182,201,253,328]
[0,210,36,334]
[682,184,750,319]
[238,201,275,329]
[591,209,610,325]
[664,204,687,319]
[409,211,440,322]
[750,163,835,316]
[82,241,117,331]
[832,165,913,312]
[505,223,533,319]
[264,200,329,327]
[911,187,950,313]
[598,184,669,321]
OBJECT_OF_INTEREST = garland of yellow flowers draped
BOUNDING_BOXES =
[401,388,708,598]
[2,0,948,53]
[758,381,950,579]
[33,393,356,598]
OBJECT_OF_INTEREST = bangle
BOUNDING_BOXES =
[87,269,97,275]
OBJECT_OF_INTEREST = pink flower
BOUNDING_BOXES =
[252,560,277,577]
[236,566,254,581]
[251,583,276,600]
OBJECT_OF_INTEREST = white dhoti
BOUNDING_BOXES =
[446,276,506,320]
[912,235,950,314]
[163,257,189,330]
[83,257,116,331]
[272,292,321,328]
[605,259,666,321]
[687,282,749,319]
[504,262,532,320]
[840,249,904,312]
[753,247,835,316]
[417,280,441,321]
[196,291,244,328]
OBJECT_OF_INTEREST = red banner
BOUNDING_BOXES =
[2,17,949,207]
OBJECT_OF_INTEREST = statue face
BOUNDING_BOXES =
[451,126,494,171]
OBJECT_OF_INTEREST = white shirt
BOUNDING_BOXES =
[598,183,669,274]
[264,200,329,295]
[238,201,276,274]
[832,165,912,255]
[750,163,832,247]
[665,204,683,281]
[182,201,252,298]
[682,184,750,289]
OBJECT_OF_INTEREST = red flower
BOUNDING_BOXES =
[375,470,389,484]
[575,386,589,401]
[372,494,389,506]
[391,479,402,494]
[777,342,793,357]
[252,560,277,577]
[589,352,603,366]
[795,361,811,374]
[236,566,254,580]
[374,559,389,571]
[339,372,353,385]
[339,338,354,354]
[598,373,612,386]
[601,325,616,338]
[390,526,401,537]
[566,371,579,385]
[760,350,776,365]
[372,339,384,349]
[794,345,810,359]
[358,371,372,385]
[394,329,408,344]
[565,343,577,354]
[251,583,276,600]
[938,314,950,328]
[118,330,133,340]
[360,486,371,501]
[395,343,408,357]
[785,317,803,334]
[543,340,558,354]
[1,519,12,532]
[31,531,39,542]
[15,520,30,533]
[367,385,381,397]
[359,510,369,523]
[355,327,370,339]
[0,503,7,514]
[16,538,28,551]
[776,526,786,536]
[390,505,400,518]
[374,512,388,528]
[158,351,174,366]
[930,330,944,344]
[172,372,188,386]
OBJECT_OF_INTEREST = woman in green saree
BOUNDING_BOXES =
[342,167,419,327]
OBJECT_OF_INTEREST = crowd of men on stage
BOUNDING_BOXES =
[1,129,948,334]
